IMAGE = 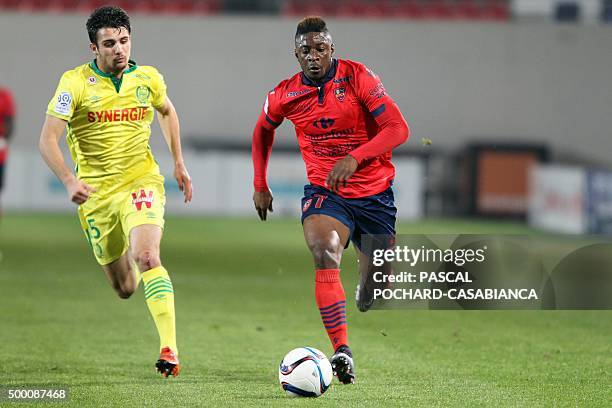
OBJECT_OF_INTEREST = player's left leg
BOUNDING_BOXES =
[350,187,397,312]
[122,177,178,377]
[355,246,394,312]
[129,224,179,377]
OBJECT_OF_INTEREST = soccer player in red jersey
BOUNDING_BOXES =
[252,17,410,384]
[0,87,15,220]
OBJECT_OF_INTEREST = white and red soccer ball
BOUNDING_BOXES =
[278,347,333,398]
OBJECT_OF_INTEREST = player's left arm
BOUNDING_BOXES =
[326,67,410,192]
[252,89,284,221]
[156,96,192,203]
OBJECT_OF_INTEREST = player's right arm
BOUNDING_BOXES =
[252,89,284,221]
[40,71,95,205]
[39,115,95,205]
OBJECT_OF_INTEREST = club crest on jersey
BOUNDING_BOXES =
[88,76,97,85]
[303,198,313,212]
[132,189,154,211]
[136,85,150,104]
[334,87,346,102]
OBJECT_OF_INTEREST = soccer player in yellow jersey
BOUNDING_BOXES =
[38,6,192,377]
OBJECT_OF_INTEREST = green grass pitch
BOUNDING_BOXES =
[1,214,610,406]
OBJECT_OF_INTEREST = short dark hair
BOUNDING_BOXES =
[295,16,329,38]
[86,6,131,44]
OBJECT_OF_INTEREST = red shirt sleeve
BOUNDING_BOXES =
[262,89,283,130]
[0,89,15,117]
[252,90,284,191]
[349,65,409,163]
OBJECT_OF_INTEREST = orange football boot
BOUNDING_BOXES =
[155,347,180,377]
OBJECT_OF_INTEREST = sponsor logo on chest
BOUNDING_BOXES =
[287,89,313,98]
[87,107,149,123]
[313,117,335,129]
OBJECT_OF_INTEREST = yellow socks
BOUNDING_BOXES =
[142,266,177,353]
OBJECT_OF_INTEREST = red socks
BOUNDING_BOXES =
[315,269,348,351]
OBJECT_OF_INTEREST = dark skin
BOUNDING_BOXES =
[253,30,381,313]
[294,31,335,82]
[2,116,13,140]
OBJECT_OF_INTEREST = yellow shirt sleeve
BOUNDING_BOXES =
[150,68,167,110]
[46,70,83,121]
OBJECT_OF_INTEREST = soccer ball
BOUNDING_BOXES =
[278,347,333,397]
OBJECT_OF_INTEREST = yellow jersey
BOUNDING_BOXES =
[47,60,166,190]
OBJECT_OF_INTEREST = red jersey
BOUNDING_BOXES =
[0,88,15,164]
[254,59,409,198]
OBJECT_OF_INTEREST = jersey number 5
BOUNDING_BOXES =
[85,218,103,257]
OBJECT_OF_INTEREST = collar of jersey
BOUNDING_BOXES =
[301,59,338,87]
[89,59,138,92]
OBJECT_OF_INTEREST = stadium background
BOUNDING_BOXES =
[1,1,611,406]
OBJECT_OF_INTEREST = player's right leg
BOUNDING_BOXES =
[78,195,134,298]
[102,254,138,299]
[301,185,355,384]
[303,214,355,384]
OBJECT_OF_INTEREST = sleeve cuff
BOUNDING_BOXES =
[254,181,269,192]
[348,151,364,164]
[46,110,70,122]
